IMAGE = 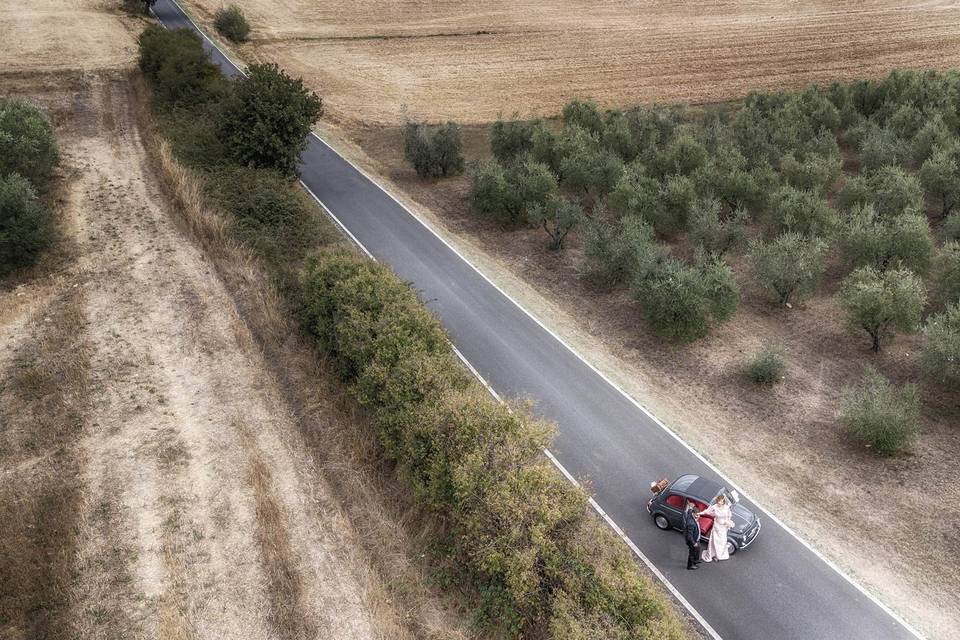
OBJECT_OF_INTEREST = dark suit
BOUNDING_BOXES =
[683,507,702,569]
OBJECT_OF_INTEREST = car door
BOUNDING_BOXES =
[661,492,686,529]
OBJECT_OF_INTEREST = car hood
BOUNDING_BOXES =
[731,503,757,532]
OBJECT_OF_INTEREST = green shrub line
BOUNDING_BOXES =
[301,250,685,637]
[138,24,687,638]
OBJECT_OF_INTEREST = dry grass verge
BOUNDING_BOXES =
[0,285,89,640]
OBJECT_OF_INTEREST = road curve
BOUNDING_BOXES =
[149,2,922,638]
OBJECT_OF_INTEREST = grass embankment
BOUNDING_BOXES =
[137,24,690,639]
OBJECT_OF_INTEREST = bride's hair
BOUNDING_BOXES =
[715,494,726,504]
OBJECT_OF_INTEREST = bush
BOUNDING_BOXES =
[214,5,251,42]
[490,117,536,162]
[138,25,224,110]
[839,266,926,351]
[0,173,54,276]
[403,121,465,178]
[749,232,827,305]
[527,196,582,250]
[922,302,960,384]
[0,100,60,190]
[745,344,787,385]
[122,0,156,14]
[770,185,837,237]
[216,62,322,177]
[839,205,934,273]
[634,257,738,341]
[840,367,919,456]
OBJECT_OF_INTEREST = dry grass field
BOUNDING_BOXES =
[183,0,960,124]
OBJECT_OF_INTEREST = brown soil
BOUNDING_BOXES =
[306,122,958,640]
[0,70,475,640]
[181,0,960,125]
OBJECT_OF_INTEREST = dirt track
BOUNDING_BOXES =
[183,0,960,124]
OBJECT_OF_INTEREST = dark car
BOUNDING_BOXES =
[646,474,761,555]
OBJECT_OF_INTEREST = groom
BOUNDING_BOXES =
[683,500,702,570]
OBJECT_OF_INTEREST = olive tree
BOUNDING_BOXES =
[867,166,924,218]
[919,142,960,217]
[937,241,960,305]
[749,232,827,305]
[216,63,323,177]
[839,266,926,351]
[490,117,536,162]
[561,98,605,135]
[581,214,666,285]
[527,196,583,250]
[469,157,557,226]
[770,186,837,238]
[607,163,658,220]
[403,121,464,178]
[687,198,748,258]
[839,204,934,274]
[840,366,919,456]
[911,115,952,165]
[0,173,53,276]
[921,301,960,384]
[859,125,907,172]
[780,152,841,194]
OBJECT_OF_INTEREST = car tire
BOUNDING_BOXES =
[726,540,738,556]
[654,514,670,530]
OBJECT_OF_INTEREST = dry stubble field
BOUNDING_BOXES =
[183,0,960,124]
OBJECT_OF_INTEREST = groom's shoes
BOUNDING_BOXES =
[687,565,698,570]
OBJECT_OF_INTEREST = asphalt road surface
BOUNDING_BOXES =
[150,2,922,637]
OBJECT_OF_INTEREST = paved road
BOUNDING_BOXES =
[150,2,921,638]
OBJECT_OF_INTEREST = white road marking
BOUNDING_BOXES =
[156,3,926,638]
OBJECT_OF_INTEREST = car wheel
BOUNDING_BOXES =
[726,540,738,556]
[654,514,670,530]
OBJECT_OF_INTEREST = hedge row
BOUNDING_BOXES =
[301,250,685,638]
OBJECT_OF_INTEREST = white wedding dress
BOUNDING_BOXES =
[700,503,734,562]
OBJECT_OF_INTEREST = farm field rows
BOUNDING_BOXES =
[182,0,960,124]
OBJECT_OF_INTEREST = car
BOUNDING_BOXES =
[646,474,761,555]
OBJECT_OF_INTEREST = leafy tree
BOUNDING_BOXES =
[633,257,738,341]
[835,175,871,212]
[216,62,322,177]
[867,165,924,218]
[654,174,696,237]
[749,232,827,305]
[561,98,605,135]
[606,162,658,221]
[470,157,557,226]
[697,151,778,215]
[655,132,707,178]
[919,142,960,217]
[859,126,908,172]
[403,121,464,178]
[770,186,837,238]
[530,121,559,171]
[0,100,60,190]
[527,196,582,250]
[840,205,933,274]
[886,104,924,140]
[839,266,926,351]
[780,151,841,193]
[840,366,919,456]
[601,110,638,161]
[945,212,960,242]
[0,173,53,276]
[687,198,747,258]
[921,301,960,384]
[214,5,251,42]
[582,214,666,284]
[490,117,536,162]
[911,114,952,165]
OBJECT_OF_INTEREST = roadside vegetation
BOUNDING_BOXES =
[137,25,689,638]
[214,5,250,43]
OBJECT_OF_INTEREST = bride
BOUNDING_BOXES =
[699,494,735,562]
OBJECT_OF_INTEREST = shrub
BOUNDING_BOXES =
[582,214,666,285]
[839,205,934,273]
[0,173,54,276]
[214,5,251,42]
[687,198,747,258]
[922,302,960,384]
[527,196,582,250]
[840,367,919,456]
[216,62,322,177]
[770,185,837,238]
[403,121,465,178]
[490,117,536,162]
[0,100,60,190]
[123,0,156,14]
[749,232,827,305]
[839,266,926,351]
[633,257,738,341]
[138,25,224,110]
[745,344,787,385]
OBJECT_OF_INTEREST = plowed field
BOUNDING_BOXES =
[183,0,960,124]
